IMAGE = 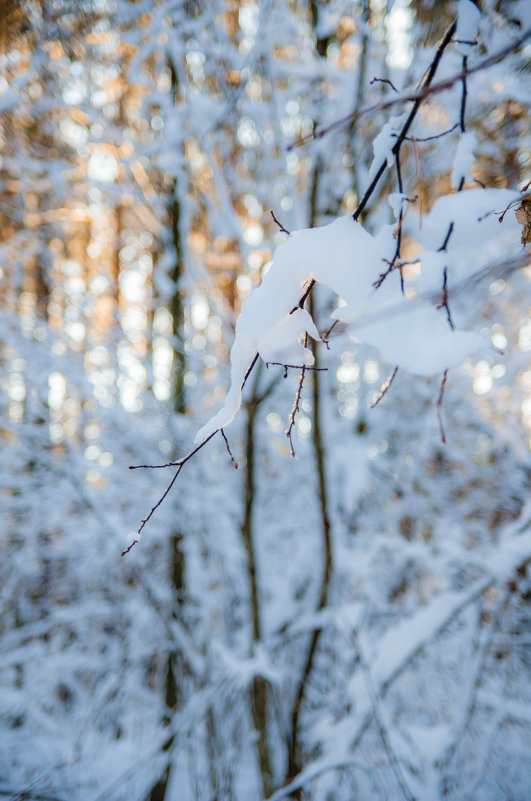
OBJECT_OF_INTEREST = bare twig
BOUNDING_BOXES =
[354,21,458,221]
[383,151,406,291]
[371,366,399,408]
[497,191,531,223]
[394,123,459,142]
[291,279,315,313]
[122,430,218,555]
[271,209,290,235]
[286,339,308,459]
[438,267,455,330]
[459,54,469,135]
[221,428,238,469]
[321,318,338,346]
[266,362,327,372]
[370,76,398,92]
[437,369,449,445]
[438,221,455,253]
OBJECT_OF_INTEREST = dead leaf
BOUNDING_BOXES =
[515,198,531,244]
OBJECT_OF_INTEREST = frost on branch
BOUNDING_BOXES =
[195,207,501,444]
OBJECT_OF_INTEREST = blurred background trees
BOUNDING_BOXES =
[0,1,530,800]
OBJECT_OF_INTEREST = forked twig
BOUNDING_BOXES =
[123,433,218,555]
[286,337,308,459]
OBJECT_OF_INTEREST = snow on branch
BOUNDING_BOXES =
[124,16,530,554]
[194,213,489,443]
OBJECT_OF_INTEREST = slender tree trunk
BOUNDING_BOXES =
[241,368,275,797]
[144,532,185,801]
[169,61,186,415]
[349,1,370,201]
[145,61,188,801]
[286,162,333,796]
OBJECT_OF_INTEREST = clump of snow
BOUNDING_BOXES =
[258,309,319,365]
[367,115,407,183]
[195,216,375,443]
[413,188,520,256]
[387,192,407,219]
[456,0,481,55]
[451,131,477,188]
[195,215,488,443]
[351,297,487,376]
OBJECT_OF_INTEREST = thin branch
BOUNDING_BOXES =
[354,20,457,221]
[286,341,308,459]
[459,54,469,135]
[292,279,315,313]
[122,430,218,555]
[438,267,455,330]
[370,76,398,92]
[438,220,454,253]
[321,318,338,346]
[286,292,333,791]
[266,362,327,372]
[122,466,182,556]
[394,123,459,142]
[371,366,399,408]
[270,209,290,235]
[497,190,531,223]
[437,369,449,445]
[435,53,467,351]
[242,352,260,389]
[221,428,238,469]
[288,28,531,151]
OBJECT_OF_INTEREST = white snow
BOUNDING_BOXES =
[413,187,520,258]
[351,297,487,376]
[388,192,408,219]
[258,309,319,365]
[367,114,407,183]
[456,0,481,55]
[451,131,477,188]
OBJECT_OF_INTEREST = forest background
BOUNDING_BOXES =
[0,1,530,800]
